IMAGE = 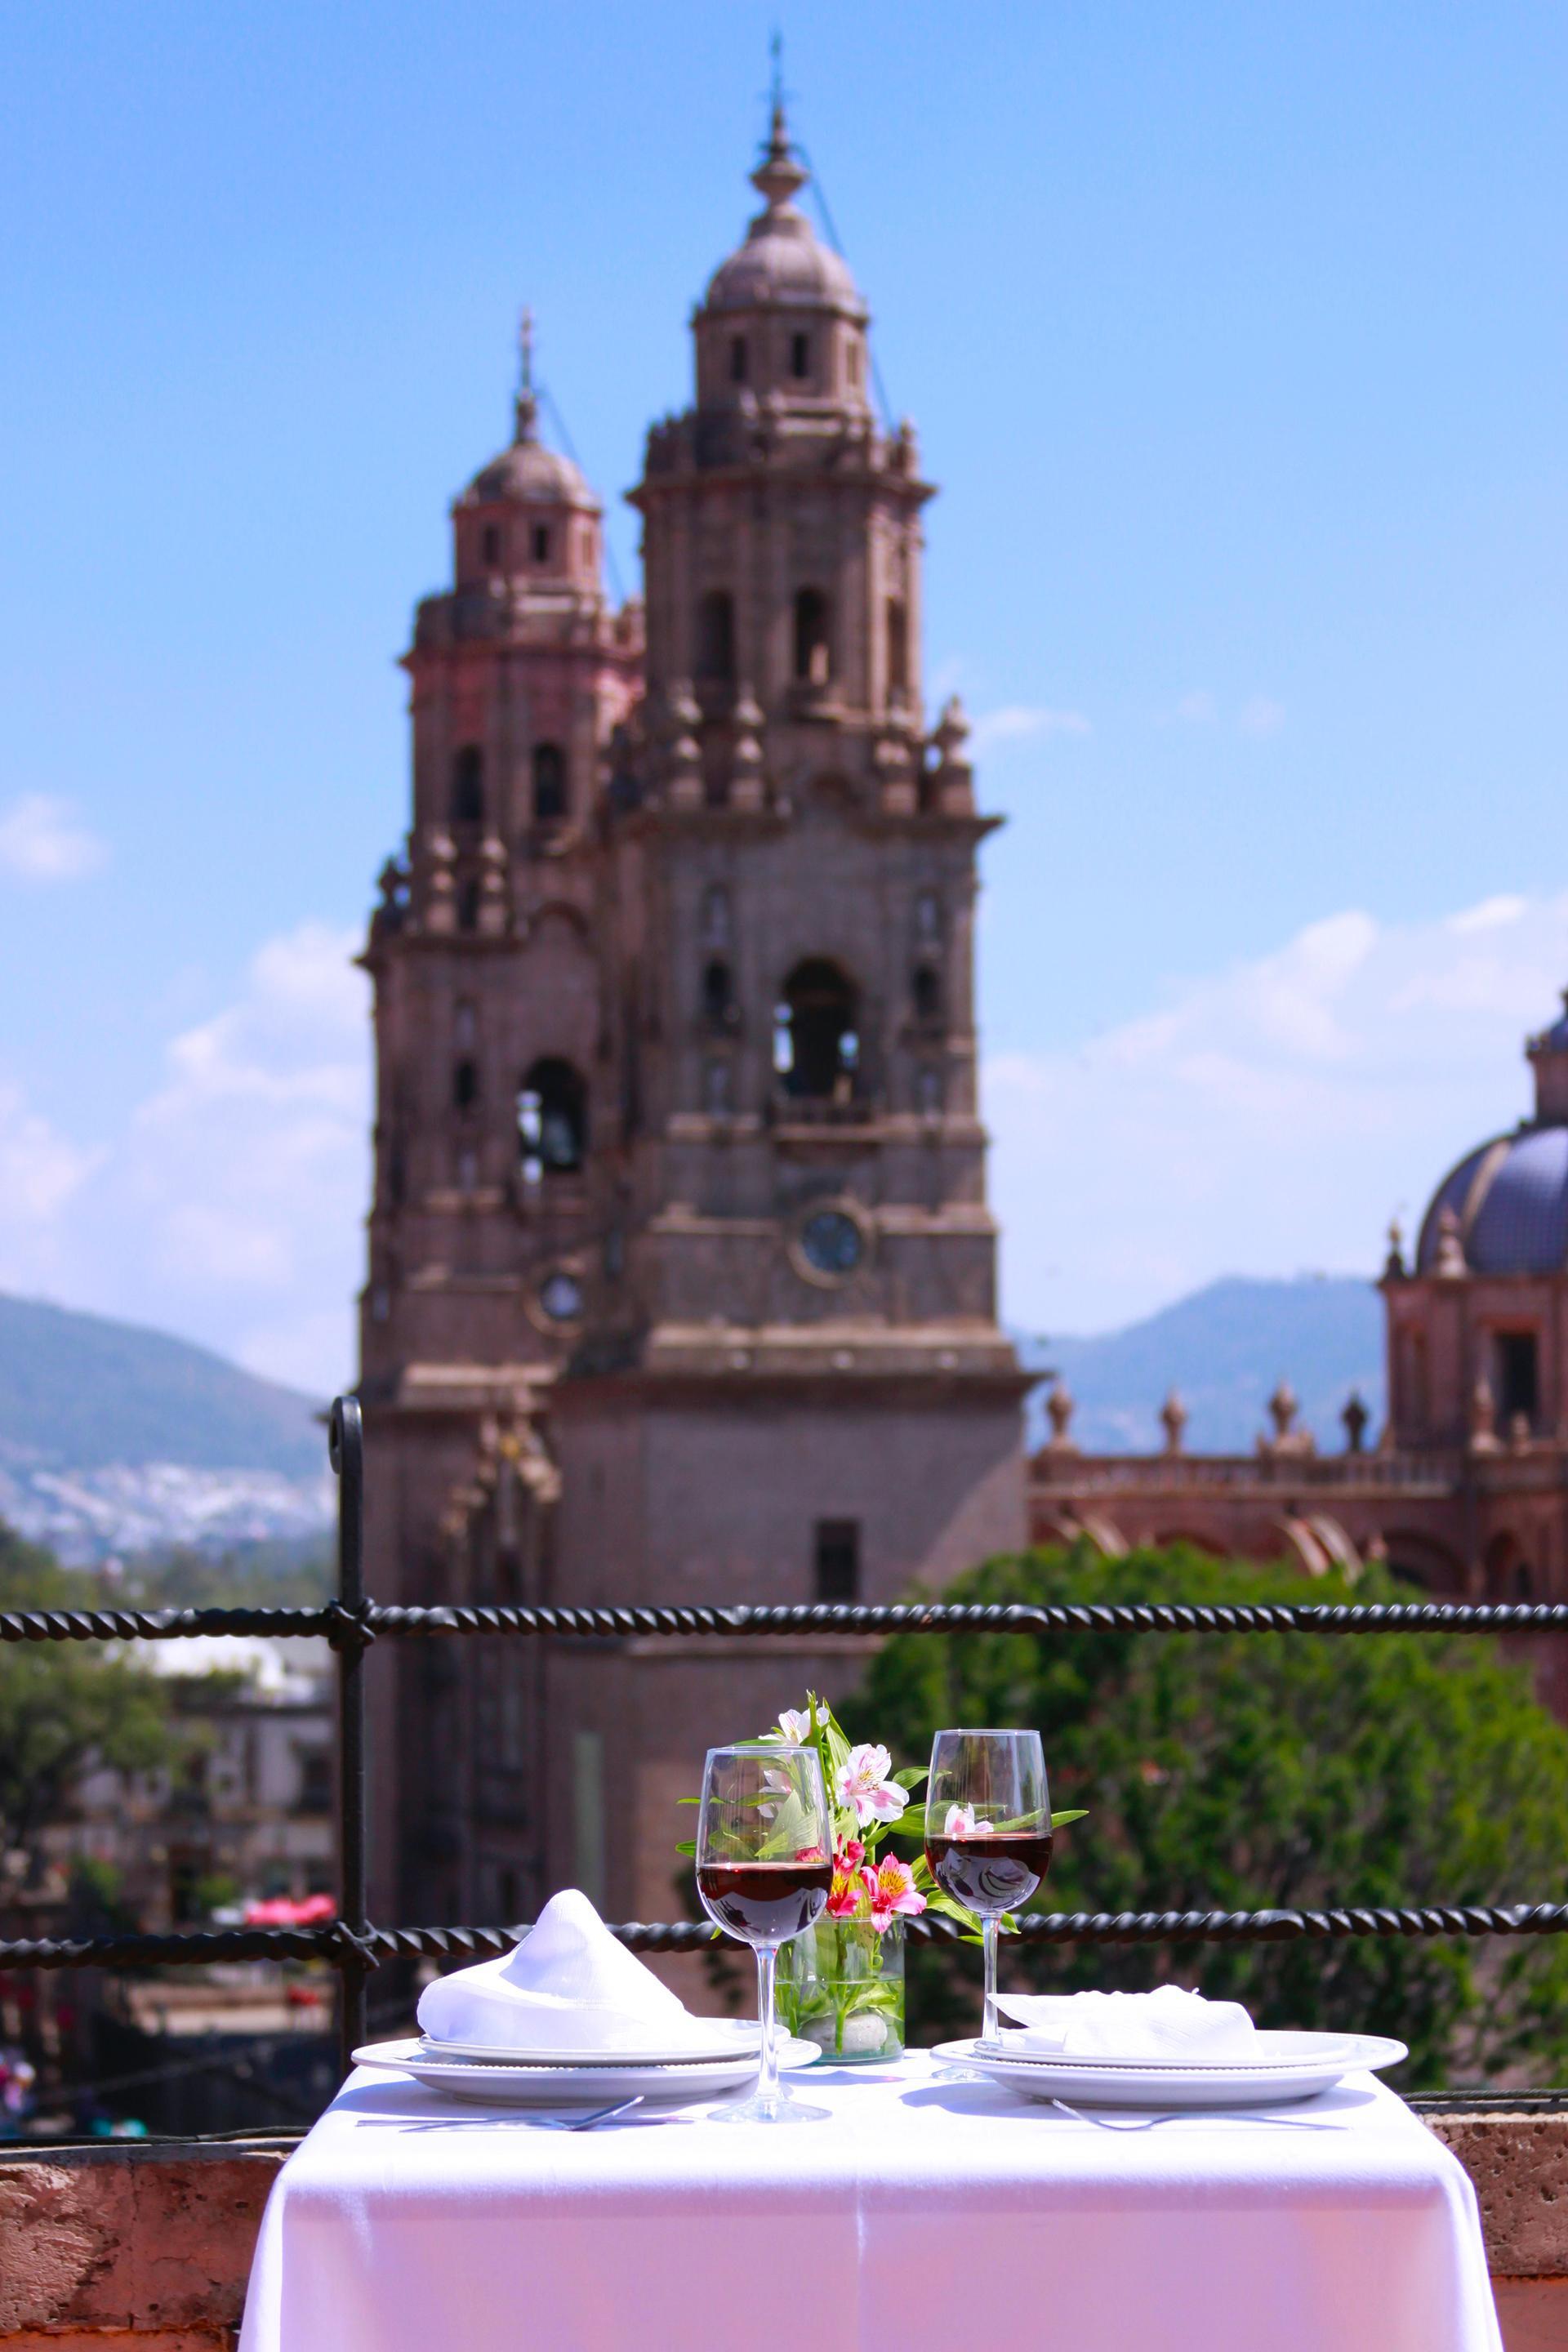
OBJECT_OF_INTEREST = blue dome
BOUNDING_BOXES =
[1416,1126,1568,1276]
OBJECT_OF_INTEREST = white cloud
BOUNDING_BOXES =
[0,795,108,881]
[971,704,1092,751]
[1236,695,1285,737]
[987,889,1568,1336]
[1164,691,1216,725]
[0,924,370,1396]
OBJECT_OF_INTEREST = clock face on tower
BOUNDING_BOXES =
[797,1208,865,1279]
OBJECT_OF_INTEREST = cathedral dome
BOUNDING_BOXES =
[1414,991,1568,1275]
[702,107,866,322]
[460,413,596,511]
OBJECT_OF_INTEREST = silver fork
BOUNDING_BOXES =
[1049,2096,1327,2132]
[529,2096,645,2132]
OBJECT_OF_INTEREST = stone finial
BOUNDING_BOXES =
[1469,1374,1500,1453]
[730,688,765,812]
[1045,1379,1078,1453]
[751,42,808,214]
[1259,1378,1315,1459]
[423,831,457,933]
[665,679,703,811]
[514,305,540,443]
[1434,1206,1467,1279]
[930,695,975,816]
[478,835,509,935]
[874,732,917,816]
[1509,1410,1532,1454]
[1341,1390,1369,1454]
[1383,1217,1406,1279]
[1159,1388,1187,1456]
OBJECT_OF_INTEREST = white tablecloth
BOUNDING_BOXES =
[239,2053,1501,2352]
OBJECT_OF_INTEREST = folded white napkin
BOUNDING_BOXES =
[417,1888,736,2055]
[993,1984,1258,2060]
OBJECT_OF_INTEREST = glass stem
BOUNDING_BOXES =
[982,1916,1000,2047]
[756,1944,780,2100]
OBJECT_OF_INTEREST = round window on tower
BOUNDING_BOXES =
[791,1204,869,1286]
[537,1269,584,1325]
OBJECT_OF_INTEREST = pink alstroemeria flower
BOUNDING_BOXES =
[777,1707,814,1744]
[835,1837,865,1870]
[862,1855,926,1931]
[942,1802,996,1838]
[835,1743,908,1828]
[826,1862,865,1919]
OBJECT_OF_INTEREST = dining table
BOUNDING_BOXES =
[238,2049,1501,2352]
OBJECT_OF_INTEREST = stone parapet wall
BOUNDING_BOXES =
[2,2113,1567,2345]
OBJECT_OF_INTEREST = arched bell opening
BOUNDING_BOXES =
[517,1057,587,1178]
[774,958,858,1101]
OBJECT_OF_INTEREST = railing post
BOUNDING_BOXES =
[329,1395,370,2081]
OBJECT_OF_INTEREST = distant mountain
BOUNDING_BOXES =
[1019,1276,1385,1456]
[0,1294,333,1561]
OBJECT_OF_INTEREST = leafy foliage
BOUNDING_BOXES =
[851,1545,1568,2088]
[0,1523,175,1869]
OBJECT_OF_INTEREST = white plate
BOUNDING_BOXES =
[415,2021,762,2069]
[351,2035,820,2105]
[933,2031,1407,2109]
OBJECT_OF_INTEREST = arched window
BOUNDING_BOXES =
[532,742,567,824]
[697,590,736,684]
[794,588,831,686]
[481,524,501,568]
[457,879,481,933]
[791,332,810,380]
[886,599,909,696]
[517,1058,586,1177]
[532,523,551,564]
[702,959,737,1030]
[729,335,748,384]
[452,744,484,824]
[453,1058,479,1112]
[776,958,858,1100]
[702,884,732,947]
[912,965,942,1027]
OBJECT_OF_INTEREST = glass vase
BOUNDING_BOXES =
[778,1914,905,2063]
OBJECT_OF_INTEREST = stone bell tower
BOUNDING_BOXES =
[544,105,1029,1919]
[358,321,642,1927]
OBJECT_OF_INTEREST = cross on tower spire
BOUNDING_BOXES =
[752,32,807,210]
[514,306,539,443]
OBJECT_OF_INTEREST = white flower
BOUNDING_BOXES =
[777,1707,813,1744]
[835,1743,908,1827]
[943,1802,996,1838]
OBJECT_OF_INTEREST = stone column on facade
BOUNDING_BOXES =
[731,688,766,811]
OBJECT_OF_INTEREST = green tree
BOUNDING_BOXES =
[0,1524,173,1873]
[853,1545,1568,2088]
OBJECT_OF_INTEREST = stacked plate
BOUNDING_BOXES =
[352,2020,822,2106]
[933,2029,1408,2109]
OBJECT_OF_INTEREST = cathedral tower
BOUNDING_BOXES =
[544,109,1029,1920]
[359,103,1027,1935]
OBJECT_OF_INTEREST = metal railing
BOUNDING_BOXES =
[7,1393,1568,2087]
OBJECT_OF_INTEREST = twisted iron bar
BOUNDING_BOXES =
[6,1902,1568,1975]
[9,1598,1568,1646]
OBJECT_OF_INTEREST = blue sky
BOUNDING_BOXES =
[1,2,1566,1392]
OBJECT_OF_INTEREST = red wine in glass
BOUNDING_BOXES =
[924,1729,1051,2047]
[696,1860,833,1943]
[924,1830,1054,1914]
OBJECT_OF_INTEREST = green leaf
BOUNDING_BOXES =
[1050,1808,1088,1828]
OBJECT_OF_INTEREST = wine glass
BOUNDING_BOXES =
[924,1728,1051,2048]
[695,1742,834,2123]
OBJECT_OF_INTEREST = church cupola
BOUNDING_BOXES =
[692,100,871,417]
[451,314,604,595]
